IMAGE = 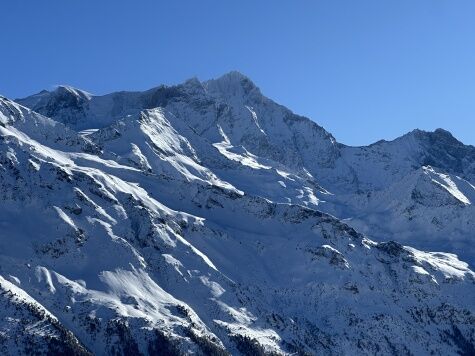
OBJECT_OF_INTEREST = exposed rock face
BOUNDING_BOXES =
[0,72,472,354]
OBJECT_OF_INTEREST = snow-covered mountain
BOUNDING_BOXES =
[17,72,475,265]
[0,72,473,355]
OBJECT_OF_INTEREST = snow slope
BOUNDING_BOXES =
[0,73,473,354]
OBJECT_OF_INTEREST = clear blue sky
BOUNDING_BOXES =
[3,1,475,146]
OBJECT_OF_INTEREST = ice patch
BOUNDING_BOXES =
[35,267,56,294]
[214,125,271,170]
[275,169,295,181]
[245,106,266,135]
[199,276,225,297]
[53,206,78,231]
[424,166,471,205]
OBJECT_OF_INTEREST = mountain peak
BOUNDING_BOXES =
[180,77,207,95]
[183,77,202,87]
[401,128,461,145]
[433,127,456,139]
[216,70,251,82]
[15,85,92,110]
[204,71,260,98]
[53,85,92,100]
[414,127,463,146]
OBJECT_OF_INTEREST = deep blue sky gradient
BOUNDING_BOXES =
[3,0,475,146]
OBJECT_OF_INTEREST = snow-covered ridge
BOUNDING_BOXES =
[1,72,474,354]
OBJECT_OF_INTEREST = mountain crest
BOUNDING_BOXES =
[205,71,261,98]
[53,85,92,100]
